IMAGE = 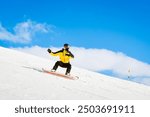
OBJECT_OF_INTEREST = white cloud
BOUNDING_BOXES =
[13,46,150,85]
[0,20,53,43]
[70,47,150,78]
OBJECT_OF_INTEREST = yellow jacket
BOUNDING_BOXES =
[50,49,74,63]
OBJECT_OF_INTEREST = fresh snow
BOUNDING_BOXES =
[0,46,150,100]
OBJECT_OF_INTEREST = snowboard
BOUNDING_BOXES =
[42,68,79,80]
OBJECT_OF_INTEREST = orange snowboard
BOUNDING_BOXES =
[42,68,79,80]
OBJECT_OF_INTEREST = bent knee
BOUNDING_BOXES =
[68,64,71,68]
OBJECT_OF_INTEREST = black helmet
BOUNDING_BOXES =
[64,43,69,47]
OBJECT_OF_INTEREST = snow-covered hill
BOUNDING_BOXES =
[0,46,150,100]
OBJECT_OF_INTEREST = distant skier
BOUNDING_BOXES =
[47,44,74,75]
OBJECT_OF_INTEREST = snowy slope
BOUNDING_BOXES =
[0,46,150,100]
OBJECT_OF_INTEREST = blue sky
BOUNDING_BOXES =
[0,0,150,64]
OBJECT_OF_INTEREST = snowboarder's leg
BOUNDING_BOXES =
[65,63,72,75]
[52,61,71,75]
[52,61,63,71]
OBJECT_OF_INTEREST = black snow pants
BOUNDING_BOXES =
[52,61,72,75]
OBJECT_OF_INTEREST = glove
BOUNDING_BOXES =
[47,49,51,53]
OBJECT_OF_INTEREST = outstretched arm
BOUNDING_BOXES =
[47,48,62,56]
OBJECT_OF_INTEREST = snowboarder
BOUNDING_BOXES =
[47,44,74,75]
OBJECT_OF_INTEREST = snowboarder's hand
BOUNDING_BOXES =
[47,49,51,53]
